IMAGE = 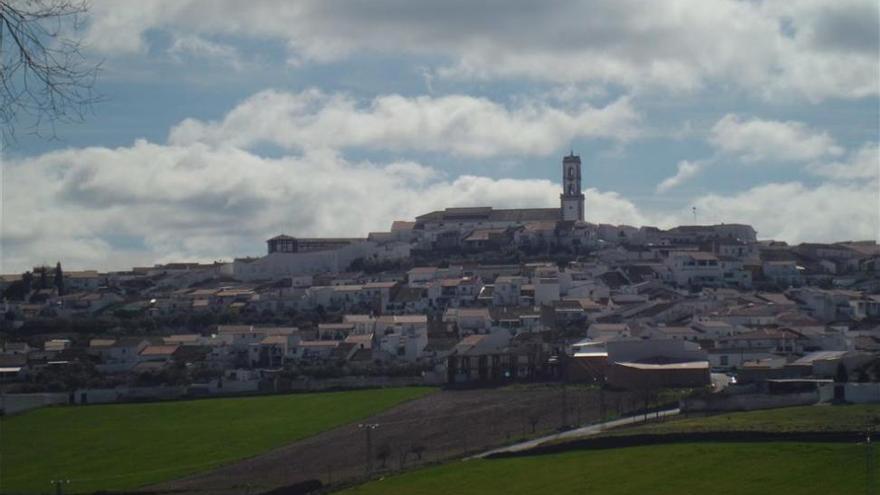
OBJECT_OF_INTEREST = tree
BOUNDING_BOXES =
[37,265,48,290]
[375,443,391,469]
[409,443,426,461]
[0,0,101,142]
[835,362,849,383]
[53,260,63,295]
[1,271,31,300]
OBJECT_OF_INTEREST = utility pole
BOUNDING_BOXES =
[868,427,876,495]
[359,423,379,477]
[561,383,569,429]
[50,480,69,495]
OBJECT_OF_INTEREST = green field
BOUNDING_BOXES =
[610,404,880,436]
[342,404,880,495]
[342,442,873,495]
[0,387,433,494]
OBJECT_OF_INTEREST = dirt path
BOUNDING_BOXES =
[143,385,641,495]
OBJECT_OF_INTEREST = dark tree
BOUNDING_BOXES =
[37,265,48,290]
[1,271,31,300]
[0,0,101,142]
[835,362,849,383]
[22,270,32,291]
[409,443,426,461]
[53,261,63,295]
[375,443,391,469]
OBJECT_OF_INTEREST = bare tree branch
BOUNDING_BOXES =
[0,0,102,144]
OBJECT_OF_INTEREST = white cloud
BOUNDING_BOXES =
[808,143,879,181]
[3,137,876,272]
[709,114,844,162]
[692,181,878,243]
[656,160,704,193]
[168,35,244,70]
[168,89,641,157]
[0,140,644,272]
[83,0,879,100]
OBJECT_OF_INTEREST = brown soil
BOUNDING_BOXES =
[143,384,642,495]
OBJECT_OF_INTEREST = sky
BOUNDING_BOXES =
[1,0,878,273]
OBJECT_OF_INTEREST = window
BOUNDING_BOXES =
[720,355,729,366]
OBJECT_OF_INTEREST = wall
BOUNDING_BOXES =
[844,383,880,403]
[681,391,820,412]
[1,393,68,415]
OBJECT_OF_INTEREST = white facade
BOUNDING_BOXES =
[233,240,410,281]
[374,315,429,361]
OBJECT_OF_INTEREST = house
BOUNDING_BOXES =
[606,361,711,389]
[89,337,150,372]
[43,339,71,352]
[318,323,356,340]
[1,342,31,355]
[717,328,806,355]
[566,339,608,382]
[217,325,298,349]
[664,251,724,288]
[249,334,301,368]
[604,339,711,389]
[162,334,202,346]
[294,340,340,361]
[443,307,492,335]
[343,314,377,334]
[138,345,183,365]
[446,332,511,383]
[374,315,429,361]
[64,270,102,291]
[493,276,525,306]
[762,261,803,287]
[489,306,546,334]
[588,323,631,342]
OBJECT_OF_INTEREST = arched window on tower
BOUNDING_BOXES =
[569,184,576,195]
[568,167,575,179]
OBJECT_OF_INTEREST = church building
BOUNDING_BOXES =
[413,152,586,231]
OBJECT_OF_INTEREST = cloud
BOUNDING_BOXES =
[3,137,876,272]
[82,0,879,100]
[709,114,844,163]
[656,160,705,193]
[168,89,641,157]
[692,181,878,243]
[808,142,880,181]
[1,139,646,272]
[168,35,244,70]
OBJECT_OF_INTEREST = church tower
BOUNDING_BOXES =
[560,152,585,222]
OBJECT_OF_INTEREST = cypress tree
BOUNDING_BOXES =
[54,261,64,295]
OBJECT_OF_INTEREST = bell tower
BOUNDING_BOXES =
[560,151,585,222]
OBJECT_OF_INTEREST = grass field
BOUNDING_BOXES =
[341,442,874,495]
[0,387,433,494]
[609,404,880,436]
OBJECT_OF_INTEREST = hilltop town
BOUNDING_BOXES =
[1,153,878,405]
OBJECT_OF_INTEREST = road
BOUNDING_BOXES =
[470,407,681,459]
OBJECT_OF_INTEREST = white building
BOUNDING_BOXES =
[233,236,409,281]
[374,315,429,361]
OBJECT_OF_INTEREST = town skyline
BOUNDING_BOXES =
[1,0,878,273]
